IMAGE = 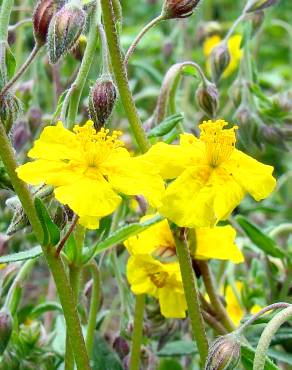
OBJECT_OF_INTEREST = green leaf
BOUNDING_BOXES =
[34,198,60,246]
[0,246,42,264]
[268,348,292,366]
[241,345,280,370]
[92,333,123,370]
[148,113,184,138]
[5,45,16,81]
[235,215,286,258]
[83,215,163,263]
[157,340,197,357]
[131,60,163,85]
[30,302,62,319]
[50,89,68,123]
[158,359,183,370]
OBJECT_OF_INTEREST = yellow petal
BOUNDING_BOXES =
[54,177,121,220]
[78,216,100,230]
[28,122,81,161]
[158,289,187,318]
[194,226,244,264]
[227,149,276,201]
[16,159,83,186]
[224,283,244,326]
[160,166,217,228]
[104,156,165,208]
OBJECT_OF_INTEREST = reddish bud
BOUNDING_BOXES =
[210,42,231,82]
[196,81,219,118]
[161,0,201,19]
[0,308,13,355]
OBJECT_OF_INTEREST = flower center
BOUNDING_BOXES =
[73,121,123,169]
[199,119,238,166]
[149,271,168,288]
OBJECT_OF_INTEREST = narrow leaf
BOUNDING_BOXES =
[34,198,60,246]
[148,113,184,138]
[241,345,280,370]
[0,246,42,264]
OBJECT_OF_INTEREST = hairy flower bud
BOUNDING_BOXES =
[12,120,31,152]
[196,81,219,118]
[88,77,117,130]
[0,308,13,355]
[205,333,241,370]
[161,0,201,19]
[33,0,65,45]
[47,3,86,64]
[210,42,231,82]
[260,125,287,150]
[0,93,22,133]
[71,35,87,61]
[113,336,130,360]
[246,0,278,13]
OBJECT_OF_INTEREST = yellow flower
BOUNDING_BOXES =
[16,121,164,229]
[127,254,187,318]
[125,215,244,263]
[143,120,276,228]
[203,34,243,78]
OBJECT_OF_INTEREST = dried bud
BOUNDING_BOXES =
[161,0,201,19]
[205,333,241,370]
[113,336,130,360]
[245,0,278,13]
[196,81,219,118]
[210,42,231,82]
[12,120,31,152]
[47,3,86,64]
[33,0,65,46]
[89,77,117,130]
[0,93,22,133]
[0,308,13,355]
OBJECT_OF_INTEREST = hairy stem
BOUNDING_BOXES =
[100,0,150,153]
[129,294,145,370]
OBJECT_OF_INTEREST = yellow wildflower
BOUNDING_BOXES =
[125,215,244,263]
[127,254,187,318]
[143,120,276,228]
[16,121,164,229]
[203,34,243,78]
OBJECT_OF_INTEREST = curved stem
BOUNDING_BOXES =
[0,44,41,98]
[125,15,164,66]
[67,8,99,128]
[129,294,145,370]
[197,260,236,332]
[269,223,292,238]
[175,234,209,366]
[100,0,150,153]
[86,260,101,357]
[0,123,90,370]
[253,305,292,370]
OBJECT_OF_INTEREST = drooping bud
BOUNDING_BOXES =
[33,0,65,46]
[161,0,201,19]
[113,336,130,360]
[0,93,22,133]
[47,3,86,64]
[205,333,241,370]
[196,81,219,118]
[259,125,287,150]
[0,308,13,355]
[235,105,258,147]
[210,42,231,82]
[88,77,117,130]
[245,0,279,13]
[12,120,31,152]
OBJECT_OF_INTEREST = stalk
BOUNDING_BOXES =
[129,294,145,370]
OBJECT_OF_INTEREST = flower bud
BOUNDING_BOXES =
[0,308,13,355]
[33,0,65,46]
[71,34,87,61]
[196,21,221,44]
[205,333,241,370]
[113,336,130,360]
[245,0,278,13]
[259,125,287,150]
[47,3,86,64]
[161,0,201,19]
[196,81,219,118]
[19,320,41,346]
[250,10,265,36]
[12,120,31,152]
[0,93,22,133]
[210,42,231,82]
[88,77,117,130]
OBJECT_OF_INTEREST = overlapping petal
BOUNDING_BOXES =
[158,288,187,318]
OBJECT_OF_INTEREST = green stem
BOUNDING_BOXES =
[198,260,236,332]
[0,44,41,98]
[129,294,145,370]
[86,260,101,357]
[124,15,164,66]
[269,223,292,238]
[0,122,90,370]
[0,0,14,41]
[67,8,99,128]
[175,235,209,366]
[100,0,150,153]
[253,305,292,370]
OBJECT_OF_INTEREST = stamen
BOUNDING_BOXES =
[149,271,168,288]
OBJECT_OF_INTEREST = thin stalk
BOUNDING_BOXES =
[100,0,150,153]
[175,234,209,366]
[129,294,145,370]
[253,305,292,370]
[86,260,101,357]
[202,310,228,335]
[0,44,41,97]
[56,215,79,257]
[198,260,236,332]
[67,8,99,128]
[269,223,292,238]
[0,122,90,370]
[125,15,164,66]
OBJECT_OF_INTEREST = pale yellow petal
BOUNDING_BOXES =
[78,216,100,230]
[158,289,187,318]
[194,226,244,263]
